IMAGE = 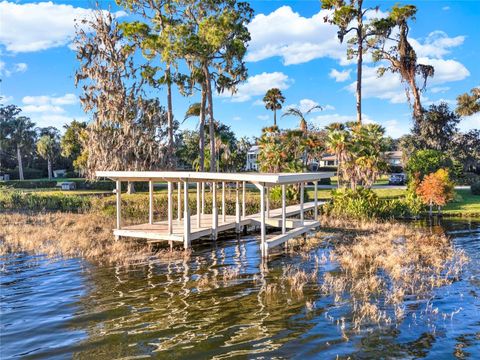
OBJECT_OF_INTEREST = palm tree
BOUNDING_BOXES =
[325,124,349,188]
[37,135,57,180]
[282,104,323,132]
[184,102,206,171]
[263,88,285,127]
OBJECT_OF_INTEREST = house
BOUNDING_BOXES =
[318,154,338,167]
[245,145,259,171]
[385,151,403,167]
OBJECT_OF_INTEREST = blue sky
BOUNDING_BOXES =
[0,0,478,140]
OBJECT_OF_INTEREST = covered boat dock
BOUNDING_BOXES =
[95,171,333,257]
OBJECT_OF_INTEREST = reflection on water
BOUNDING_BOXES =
[1,220,479,359]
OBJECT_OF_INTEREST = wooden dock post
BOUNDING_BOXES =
[201,182,205,214]
[177,181,181,221]
[183,180,191,249]
[260,184,266,257]
[266,187,270,218]
[167,181,173,234]
[235,181,240,233]
[242,181,246,218]
[314,181,318,220]
[222,181,226,223]
[212,182,218,240]
[116,180,122,232]
[300,182,304,224]
[148,180,154,225]
[282,184,286,235]
[196,182,201,228]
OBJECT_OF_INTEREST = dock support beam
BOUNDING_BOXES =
[116,180,122,232]
[167,181,173,234]
[222,181,226,223]
[177,182,181,221]
[183,180,190,249]
[201,182,205,214]
[314,181,318,220]
[242,181,246,218]
[212,182,218,240]
[260,184,266,257]
[235,181,240,233]
[266,187,270,218]
[282,184,286,235]
[148,180,154,224]
[300,182,304,224]
[197,182,201,228]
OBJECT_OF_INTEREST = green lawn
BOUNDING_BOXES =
[443,189,480,216]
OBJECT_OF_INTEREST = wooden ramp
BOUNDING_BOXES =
[115,201,323,251]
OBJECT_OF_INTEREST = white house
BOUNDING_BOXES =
[245,145,259,171]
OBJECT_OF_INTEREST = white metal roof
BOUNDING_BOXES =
[96,171,334,185]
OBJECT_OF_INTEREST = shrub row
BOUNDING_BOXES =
[0,191,91,212]
[322,187,423,220]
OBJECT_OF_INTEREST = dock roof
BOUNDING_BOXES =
[96,171,334,185]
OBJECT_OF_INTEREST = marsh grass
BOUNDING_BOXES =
[0,212,189,266]
[318,216,469,331]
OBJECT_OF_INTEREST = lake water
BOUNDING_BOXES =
[1,219,479,359]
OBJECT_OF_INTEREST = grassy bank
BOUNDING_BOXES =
[1,187,479,217]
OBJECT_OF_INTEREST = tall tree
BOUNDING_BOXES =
[182,0,253,172]
[321,0,380,124]
[118,0,188,167]
[413,102,460,152]
[7,115,35,181]
[36,135,58,180]
[184,102,206,171]
[263,88,285,127]
[456,87,480,116]
[61,120,87,174]
[75,10,169,180]
[0,104,22,170]
[371,5,434,121]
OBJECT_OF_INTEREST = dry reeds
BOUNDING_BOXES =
[318,216,469,330]
[0,212,189,266]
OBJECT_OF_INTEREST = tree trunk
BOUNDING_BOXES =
[166,64,174,169]
[16,145,24,181]
[356,4,363,124]
[47,157,52,180]
[429,202,433,216]
[127,181,136,194]
[199,83,207,172]
[410,77,423,122]
[273,109,277,126]
[204,66,216,172]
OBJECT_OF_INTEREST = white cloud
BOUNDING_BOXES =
[0,94,13,103]
[31,114,87,130]
[257,114,269,121]
[459,113,480,132]
[220,72,292,102]
[329,68,351,82]
[22,104,65,113]
[246,6,346,65]
[442,6,450,11]
[22,93,78,106]
[430,86,450,94]
[410,31,465,59]
[232,116,242,121]
[348,57,469,104]
[0,60,28,76]
[285,98,325,113]
[0,1,125,53]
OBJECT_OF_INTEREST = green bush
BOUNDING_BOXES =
[323,187,418,220]
[405,150,452,184]
[1,167,44,180]
[472,182,480,195]
[0,180,58,189]
[0,191,91,212]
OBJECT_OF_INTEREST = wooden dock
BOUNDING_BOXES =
[114,201,322,245]
[96,171,333,257]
